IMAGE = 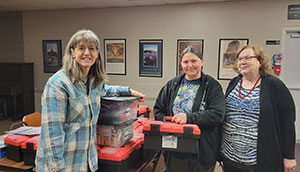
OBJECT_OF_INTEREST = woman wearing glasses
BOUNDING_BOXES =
[220,45,297,172]
[36,29,145,172]
[154,46,225,172]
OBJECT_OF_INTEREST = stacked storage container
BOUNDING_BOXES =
[97,96,142,171]
[97,136,143,172]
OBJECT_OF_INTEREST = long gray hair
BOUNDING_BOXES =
[62,29,107,88]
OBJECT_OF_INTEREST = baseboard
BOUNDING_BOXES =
[297,139,300,143]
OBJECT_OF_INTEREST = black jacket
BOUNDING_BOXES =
[225,75,296,172]
[154,73,226,167]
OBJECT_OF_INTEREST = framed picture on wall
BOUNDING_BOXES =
[139,39,163,77]
[42,40,62,73]
[177,39,204,75]
[104,39,126,75]
[218,38,249,80]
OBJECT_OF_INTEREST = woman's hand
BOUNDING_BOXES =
[172,113,187,124]
[129,88,145,102]
[284,158,297,172]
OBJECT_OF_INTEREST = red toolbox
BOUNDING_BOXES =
[143,118,201,153]
[133,117,148,130]
[98,136,143,172]
[137,105,151,118]
[21,135,39,166]
[4,134,33,162]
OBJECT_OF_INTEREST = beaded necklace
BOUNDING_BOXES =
[238,76,261,99]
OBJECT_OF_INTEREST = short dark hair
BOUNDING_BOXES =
[180,46,203,62]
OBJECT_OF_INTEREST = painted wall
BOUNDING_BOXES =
[21,0,300,138]
[0,12,24,62]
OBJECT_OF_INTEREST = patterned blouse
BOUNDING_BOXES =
[221,80,260,165]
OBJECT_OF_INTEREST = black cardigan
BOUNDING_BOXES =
[225,75,296,172]
[154,73,226,168]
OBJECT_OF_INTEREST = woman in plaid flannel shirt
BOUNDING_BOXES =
[36,29,145,172]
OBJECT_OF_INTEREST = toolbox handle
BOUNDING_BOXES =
[165,116,172,121]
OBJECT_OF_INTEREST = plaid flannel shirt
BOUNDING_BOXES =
[36,69,129,172]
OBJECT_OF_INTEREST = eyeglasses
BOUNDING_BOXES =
[76,45,98,53]
[237,56,258,62]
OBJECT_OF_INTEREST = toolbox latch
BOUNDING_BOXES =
[150,124,160,135]
[27,142,34,151]
[183,127,193,137]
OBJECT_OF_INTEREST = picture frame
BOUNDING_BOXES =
[104,39,126,75]
[177,39,204,75]
[217,38,249,80]
[42,40,62,73]
[139,39,163,77]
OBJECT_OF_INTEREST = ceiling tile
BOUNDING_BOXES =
[164,0,197,4]
[0,0,285,12]
[97,0,138,7]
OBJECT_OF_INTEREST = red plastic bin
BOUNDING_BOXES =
[133,117,148,130]
[137,105,151,118]
[98,136,143,172]
[4,134,33,162]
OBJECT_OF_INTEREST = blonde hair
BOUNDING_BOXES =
[62,29,107,88]
[232,45,271,77]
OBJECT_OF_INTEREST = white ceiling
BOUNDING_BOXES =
[0,0,253,12]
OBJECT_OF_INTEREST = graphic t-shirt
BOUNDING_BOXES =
[171,77,200,161]
[172,77,200,115]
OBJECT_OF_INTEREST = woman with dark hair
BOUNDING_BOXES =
[36,29,145,172]
[220,45,297,172]
[154,46,225,172]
